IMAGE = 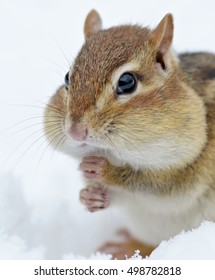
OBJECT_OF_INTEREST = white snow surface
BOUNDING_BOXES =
[148,222,215,260]
[0,0,215,259]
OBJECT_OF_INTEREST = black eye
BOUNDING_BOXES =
[117,72,137,95]
[64,71,70,90]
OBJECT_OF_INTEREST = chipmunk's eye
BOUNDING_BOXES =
[117,72,137,95]
[64,71,70,90]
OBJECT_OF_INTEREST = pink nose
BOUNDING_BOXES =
[68,124,88,141]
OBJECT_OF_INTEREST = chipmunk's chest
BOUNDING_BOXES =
[111,183,215,245]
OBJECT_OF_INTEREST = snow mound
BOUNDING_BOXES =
[63,252,112,260]
[0,171,215,260]
[0,233,45,260]
[0,172,45,259]
[148,221,215,260]
[0,172,28,232]
[63,222,215,260]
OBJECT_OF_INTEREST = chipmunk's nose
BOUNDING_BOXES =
[68,123,88,141]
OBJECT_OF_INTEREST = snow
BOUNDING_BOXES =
[149,222,215,260]
[0,0,215,260]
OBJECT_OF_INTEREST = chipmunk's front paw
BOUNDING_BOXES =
[79,156,107,182]
[79,185,110,212]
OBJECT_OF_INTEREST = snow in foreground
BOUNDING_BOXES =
[0,171,214,260]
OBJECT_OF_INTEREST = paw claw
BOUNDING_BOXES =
[79,156,106,181]
[80,185,110,212]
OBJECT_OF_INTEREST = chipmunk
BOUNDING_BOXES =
[44,10,215,259]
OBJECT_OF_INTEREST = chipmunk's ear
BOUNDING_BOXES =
[150,14,174,69]
[84,10,102,40]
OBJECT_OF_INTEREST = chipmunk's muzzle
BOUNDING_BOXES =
[67,123,88,142]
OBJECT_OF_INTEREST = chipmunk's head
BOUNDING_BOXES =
[45,10,207,170]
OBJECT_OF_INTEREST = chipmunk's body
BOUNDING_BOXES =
[44,11,215,258]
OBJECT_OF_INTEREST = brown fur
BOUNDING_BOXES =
[44,11,215,259]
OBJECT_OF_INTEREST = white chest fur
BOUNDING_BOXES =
[109,184,215,245]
